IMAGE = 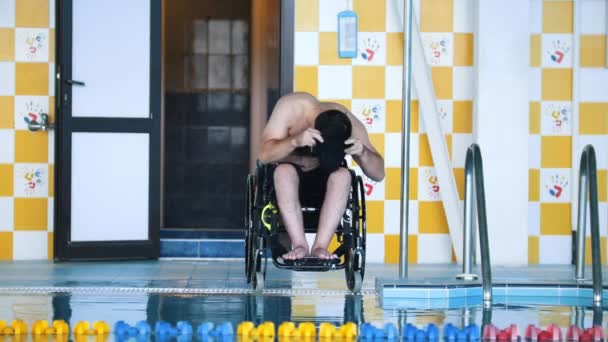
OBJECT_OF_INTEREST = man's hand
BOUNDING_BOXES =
[291,128,324,148]
[344,138,366,158]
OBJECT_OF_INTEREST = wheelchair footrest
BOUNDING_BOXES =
[277,256,341,271]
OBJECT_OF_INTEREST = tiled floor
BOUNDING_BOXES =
[0,260,607,338]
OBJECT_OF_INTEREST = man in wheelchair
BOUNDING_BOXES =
[258,92,385,261]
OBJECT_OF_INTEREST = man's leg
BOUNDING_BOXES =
[311,168,351,259]
[273,164,309,260]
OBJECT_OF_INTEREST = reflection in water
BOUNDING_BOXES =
[1,293,607,342]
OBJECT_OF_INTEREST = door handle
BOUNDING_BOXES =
[65,79,86,86]
[27,113,54,132]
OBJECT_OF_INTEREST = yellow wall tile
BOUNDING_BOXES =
[431,67,453,100]
[15,130,48,163]
[0,96,14,129]
[295,0,318,31]
[48,232,53,260]
[326,99,351,111]
[386,33,403,66]
[49,164,54,197]
[15,198,48,230]
[0,164,13,196]
[294,66,318,97]
[579,103,608,135]
[530,102,540,134]
[319,32,351,65]
[598,169,606,202]
[528,236,539,264]
[49,29,55,63]
[542,69,572,101]
[530,35,541,67]
[386,100,419,133]
[354,0,386,32]
[16,63,49,95]
[409,168,418,200]
[369,133,384,159]
[421,0,453,33]
[453,167,464,200]
[16,0,49,27]
[543,1,573,34]
[384,234,417,264]
[580,35,606,68]
[353,66,385,99]
[454,33,474,67]
[419,201,449,234]
[529,169,540,201]
[386,167,417,201]
[49,96,55,123]
[366,201,384,233]
[453,101,472,133]
[540,203,571,235]
[0,28,15,61]
[584,237,607,265]
[0,232,12,260]
[419,134,433,167]
[541,136,571,168]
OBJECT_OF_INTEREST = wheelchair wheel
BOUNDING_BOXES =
[252,246,267,290]
[345,175,367,293]
[245,174,255,283]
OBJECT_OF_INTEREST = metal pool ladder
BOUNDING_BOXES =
[456,143,493,305]
[574,145,603,305]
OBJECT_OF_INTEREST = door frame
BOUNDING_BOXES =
[54,0,162,260]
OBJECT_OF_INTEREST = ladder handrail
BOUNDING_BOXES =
[574,144,602,305]
[462,143,492,304]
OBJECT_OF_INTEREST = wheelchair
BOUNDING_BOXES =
[244,162,367,293]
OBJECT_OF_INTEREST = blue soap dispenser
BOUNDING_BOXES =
[337,0,358,58]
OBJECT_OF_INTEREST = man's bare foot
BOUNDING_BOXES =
[311,247,338,260]
[282,245,309,260]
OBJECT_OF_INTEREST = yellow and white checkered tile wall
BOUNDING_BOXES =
[0,0,55,260]
[528,0,608,265]
[294,0,474,263]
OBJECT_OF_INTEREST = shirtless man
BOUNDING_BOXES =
[259,92,385,260]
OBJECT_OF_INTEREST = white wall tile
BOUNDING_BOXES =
[49,0,55,29]
[453,0,474,33]
[0,129,14,163]
[384,132,402,168]
[539,168,571,203]
[540,101,572,136]
[529,68,541,102]
[0,0,15,28]
[409,133,419,168]
[15,29,50,62]
[453,67,474,100]
[318,66,352,99]
[418,167,441,202]
[14,96,49,130]
[0,197,13,231]
[580,68,608,102]
[0,62,15,96]
[384,200,419,235]
[421,33,454,67]
[452,133,473,168]
[13,231,47,260]
[418,234,452,263]
[319,0,348,32]
[385,66,403,100]
[351,99,386,133]
[437,100,453,134]
[47,197,53,232]
[539,235,571,264]
[541,34,573,69]
[13,164,49,198]
[528,202,540,236]
[529,0,543,34]
[529,135,541,169]
[365,233,385,263]
[581,0,606,35]
[353,32,386,66]
[294,32,319,66]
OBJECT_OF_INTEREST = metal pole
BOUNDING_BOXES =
[456,150,477,280]
[399,0,414,279]
[575,158,588,280]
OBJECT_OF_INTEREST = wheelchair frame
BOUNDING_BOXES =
[244,163,367,293]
